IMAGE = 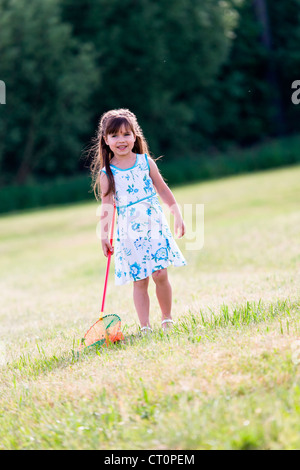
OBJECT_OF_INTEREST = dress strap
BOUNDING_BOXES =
[144,153,151,173]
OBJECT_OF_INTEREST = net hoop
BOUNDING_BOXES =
[80,314,123,350]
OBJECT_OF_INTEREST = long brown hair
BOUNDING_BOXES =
[88,109,152,200]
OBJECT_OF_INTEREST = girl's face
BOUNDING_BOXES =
[104,124,136,159]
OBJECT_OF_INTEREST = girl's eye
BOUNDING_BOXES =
[109,131,131,138]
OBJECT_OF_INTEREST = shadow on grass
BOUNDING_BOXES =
[7,327,152,379]
[7,298,298,379]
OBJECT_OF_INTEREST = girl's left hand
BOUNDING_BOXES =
[174,216,186,238]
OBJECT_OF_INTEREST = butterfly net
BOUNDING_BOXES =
[80,314,124,350]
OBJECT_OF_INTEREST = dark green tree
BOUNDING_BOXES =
[63,0,235,159]
[265,0,300,134]
[210,0,300,147]
[0,0,99,185]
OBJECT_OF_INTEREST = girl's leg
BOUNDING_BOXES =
[133,277,150,328]
[152,268,172,325]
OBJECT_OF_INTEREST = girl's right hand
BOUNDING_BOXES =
[102,239,114,257]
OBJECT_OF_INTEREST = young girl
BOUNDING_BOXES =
[89,109,187,333]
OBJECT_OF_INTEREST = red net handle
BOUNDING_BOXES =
[100,203,117,318]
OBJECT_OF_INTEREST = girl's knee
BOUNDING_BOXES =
[152,268,168,284]
[133,277,149,289]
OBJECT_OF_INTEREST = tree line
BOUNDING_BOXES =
[0,0,299,189]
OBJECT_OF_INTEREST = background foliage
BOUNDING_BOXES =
[0,0,300,212]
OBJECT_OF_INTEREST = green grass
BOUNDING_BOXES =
[0,165,300,449]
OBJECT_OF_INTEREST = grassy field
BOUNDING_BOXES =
[0,165,299,450]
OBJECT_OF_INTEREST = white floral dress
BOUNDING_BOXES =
[100,153,187,285]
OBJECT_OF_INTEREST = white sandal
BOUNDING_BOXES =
[161,319,174,331]
[140,326,153,335]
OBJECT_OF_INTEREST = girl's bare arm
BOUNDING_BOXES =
[99,172,115,256]
[148,158,186,238]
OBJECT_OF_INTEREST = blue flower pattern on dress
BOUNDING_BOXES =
[152,247,169,262]
[100,154,187,285]
[127,184,139,195]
